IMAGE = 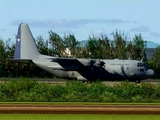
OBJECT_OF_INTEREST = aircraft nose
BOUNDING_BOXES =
[146,69,154,77]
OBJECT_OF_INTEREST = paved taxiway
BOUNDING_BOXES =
[0,78,159,86]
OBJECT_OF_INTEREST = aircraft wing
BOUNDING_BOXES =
[50,57,92,70]
[51,57,79,62]
[50,57,105,70]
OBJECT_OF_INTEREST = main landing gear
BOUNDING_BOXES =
[135,80,141,84]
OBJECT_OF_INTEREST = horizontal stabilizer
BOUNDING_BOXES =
[8,59,32,63]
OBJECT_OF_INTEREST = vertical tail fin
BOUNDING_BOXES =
[14,23,40,60]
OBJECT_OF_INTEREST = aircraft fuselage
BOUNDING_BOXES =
[33,55,154,82]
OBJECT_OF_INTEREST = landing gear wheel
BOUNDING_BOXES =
[82,80,88,83]
[135,80,141,84]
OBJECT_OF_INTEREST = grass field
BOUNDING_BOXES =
[0,114,160,120]
[1,102,160,105]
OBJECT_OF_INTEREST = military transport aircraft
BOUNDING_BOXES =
[11,23,154,83]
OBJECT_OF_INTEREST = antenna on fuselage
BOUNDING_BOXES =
[128,54,131,60]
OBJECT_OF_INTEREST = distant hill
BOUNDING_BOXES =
[78,40,160,48]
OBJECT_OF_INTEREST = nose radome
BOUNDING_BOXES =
[146,69,154,77]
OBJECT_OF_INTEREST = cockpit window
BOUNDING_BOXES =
[140,68,144,72]
[137,63,145,67]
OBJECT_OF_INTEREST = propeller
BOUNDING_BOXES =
[90,59,96,73]
[94,60,105,67]
[90,59,96,65]
[99,60,105,71]
[93,59,105,72]
[121,65,127,77]
[86,59,105,73]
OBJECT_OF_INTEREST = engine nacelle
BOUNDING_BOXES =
[94,60,105,67]
[77,76,87,81]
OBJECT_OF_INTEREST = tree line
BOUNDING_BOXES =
[0,29,160,78]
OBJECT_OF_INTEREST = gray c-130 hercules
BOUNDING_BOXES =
[12,23,154,83]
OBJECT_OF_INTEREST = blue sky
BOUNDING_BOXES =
[0,0,160,43]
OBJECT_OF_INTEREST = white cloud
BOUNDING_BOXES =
[11,19,130,28]
[132,21,137,24]
[129,25,150,32]
[90,28,105,35]
[54,29,74,34]
[0,29,6,32]
[150,31,160,37]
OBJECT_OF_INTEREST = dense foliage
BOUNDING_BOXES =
[0,29,159,78]
[0,79,160,103]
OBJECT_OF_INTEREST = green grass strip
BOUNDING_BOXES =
[0,114,160,120]
[0,102,160,105]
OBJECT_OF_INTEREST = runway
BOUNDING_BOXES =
[0,104,160,114]
[0,78,160,86]
[26,78,160,86]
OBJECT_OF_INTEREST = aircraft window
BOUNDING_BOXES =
[140,63,142,67]
[137,63,145,67]
[140,69,144,72]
